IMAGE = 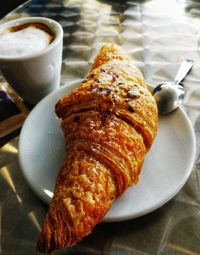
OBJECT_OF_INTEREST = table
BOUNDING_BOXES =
[1,0,200,254]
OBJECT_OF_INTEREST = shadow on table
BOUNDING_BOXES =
[0,0,27,18]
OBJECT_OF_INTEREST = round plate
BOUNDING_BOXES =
[19,80,196,222]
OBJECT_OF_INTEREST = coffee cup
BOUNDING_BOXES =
[0,17,63,105]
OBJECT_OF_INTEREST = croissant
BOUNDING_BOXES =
[37,43,158,253]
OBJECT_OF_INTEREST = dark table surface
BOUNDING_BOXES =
[0,0,26,19]
[1,0,200,254]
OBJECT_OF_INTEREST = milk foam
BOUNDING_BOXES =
[0,26,52,57]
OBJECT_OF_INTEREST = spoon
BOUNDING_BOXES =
[153,59,194,115]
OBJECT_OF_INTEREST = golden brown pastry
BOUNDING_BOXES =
[37,43,158,253]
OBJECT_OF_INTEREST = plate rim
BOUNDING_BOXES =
[19,80,197,222]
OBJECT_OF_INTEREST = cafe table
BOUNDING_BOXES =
[1,0,200,254]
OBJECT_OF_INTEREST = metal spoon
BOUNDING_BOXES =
[153,59,194,115]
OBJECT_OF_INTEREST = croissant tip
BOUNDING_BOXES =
[36,235,47,254]
[36,232,54,254]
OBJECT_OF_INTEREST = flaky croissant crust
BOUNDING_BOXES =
[37,44,158,254]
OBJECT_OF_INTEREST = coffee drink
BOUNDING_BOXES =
[0,22,55,57]
[0,17,63,104]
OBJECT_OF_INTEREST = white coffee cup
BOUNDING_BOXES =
[0,17,63,105]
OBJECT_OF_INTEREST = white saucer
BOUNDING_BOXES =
[19,80,196,222]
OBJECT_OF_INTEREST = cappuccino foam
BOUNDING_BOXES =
[0,24,54,57]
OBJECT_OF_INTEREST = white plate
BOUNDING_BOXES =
[19,80,196,222]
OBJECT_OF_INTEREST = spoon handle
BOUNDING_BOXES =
[174,59,194,84]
